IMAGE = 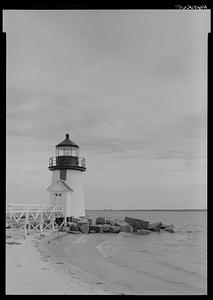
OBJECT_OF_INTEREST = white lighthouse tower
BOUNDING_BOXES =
[47,133,86,218]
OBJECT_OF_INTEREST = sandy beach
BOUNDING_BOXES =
[6,229,112,295]
[6,210,207,295]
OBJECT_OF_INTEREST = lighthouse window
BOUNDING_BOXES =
[64,148,72,156]
[58,148,64,156]
[72,148,78,157]
[60,169,67,180]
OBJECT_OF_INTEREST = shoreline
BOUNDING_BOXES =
[6,229,113,295]
[6,210,207,295]
[86,209,207,212]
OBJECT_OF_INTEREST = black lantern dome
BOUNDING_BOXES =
[48,133,86,172]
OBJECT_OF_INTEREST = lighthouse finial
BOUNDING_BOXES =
[66,132,69,139]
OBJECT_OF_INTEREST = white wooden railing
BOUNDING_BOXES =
[6,203,65,236]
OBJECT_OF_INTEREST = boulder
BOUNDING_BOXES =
[101,224,111,232]
[76,221,89,230]
[147,222,162,232]
[116,220,133,232]
[106,218,119,226]
[136,229,151,235]
[108,225,120,233]
[79,223,89,234]
[96,217,106,225]
[162,224,175,233]
[124,216,149,231]
[69,222,79,231]
[71,217,81,223]
[87,217,96,225]
[89,225,104,233]
[105,218,112,225]
[64,226,71,232]
[79,217,89,223]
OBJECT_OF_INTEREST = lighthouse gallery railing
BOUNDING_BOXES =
[48,156,86,168]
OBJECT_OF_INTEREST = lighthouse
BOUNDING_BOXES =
[47,133,86,218]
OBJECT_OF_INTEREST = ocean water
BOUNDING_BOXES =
[47,210,207,295]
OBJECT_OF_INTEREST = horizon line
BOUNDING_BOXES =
[86,208,207,211]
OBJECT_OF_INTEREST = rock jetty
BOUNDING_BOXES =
[161,224,175,233]
[124,216,149,231]
[58,216,175,235]
[147,222,162,232]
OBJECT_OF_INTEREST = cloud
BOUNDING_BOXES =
[5,10,208,208]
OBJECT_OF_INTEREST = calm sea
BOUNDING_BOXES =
[48,210,207,295]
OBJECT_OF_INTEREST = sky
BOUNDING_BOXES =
[4,10,209,209]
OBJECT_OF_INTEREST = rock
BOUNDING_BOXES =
[116,220,133,232]
[105,218,112,225]
[71,217,81,223]
[79,217,89,223]
[106,218,119,226]
[76,221,89,230]
[147,222,162,232]
[87,218,92,224]
[108,225,120,233]
[101,224,111,232]
[166,228,175,233]
[96,217,106,225]
[87,217,96,225]
[136,229,151,235]
[162,224,175,233]
[59,226,70,232]
[89,225,104,233]
[65,226,71,232]
[69,222,79,231]
[89,224,120,233]
[124,216,149,231]
[79,223,89,234]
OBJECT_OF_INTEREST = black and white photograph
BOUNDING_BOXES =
[4,7,209,295]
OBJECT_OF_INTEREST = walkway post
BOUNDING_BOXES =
[40,210,43,236]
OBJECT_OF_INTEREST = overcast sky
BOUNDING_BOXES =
[4,10,209,209]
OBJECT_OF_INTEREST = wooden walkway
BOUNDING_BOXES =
[6,203,65,237]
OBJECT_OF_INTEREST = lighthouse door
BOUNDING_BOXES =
[53,193,62,205]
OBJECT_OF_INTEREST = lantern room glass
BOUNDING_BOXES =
[56,146,79,157]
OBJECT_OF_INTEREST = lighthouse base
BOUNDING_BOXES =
[47,170,86,218]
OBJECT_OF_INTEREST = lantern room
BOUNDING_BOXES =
[48,133,86,172]
[56,133,79,157]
